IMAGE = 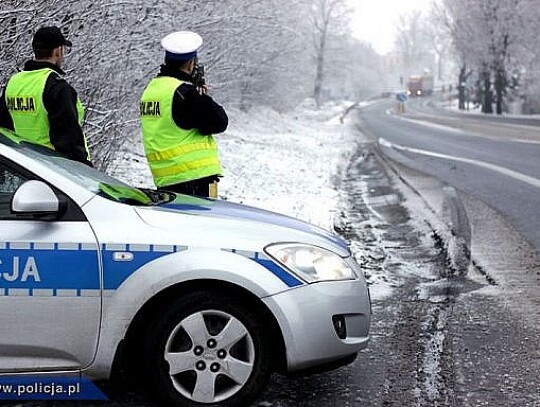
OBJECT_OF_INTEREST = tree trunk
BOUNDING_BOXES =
[438,53,443,81]
[313,31,326,109]
[482,68,493,114]
[458,65,466,110]
[494,68,505,115]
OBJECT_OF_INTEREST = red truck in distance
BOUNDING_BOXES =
[407,74,434,97]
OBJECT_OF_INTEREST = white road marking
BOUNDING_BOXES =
[396,114,540,145]
[512,138,540,145]
[400,117,466,135]
[379,137,540,189]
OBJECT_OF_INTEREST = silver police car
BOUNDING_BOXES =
[0,128,370,406]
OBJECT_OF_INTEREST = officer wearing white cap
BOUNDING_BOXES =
[0,26,92,166]
[140,31,228,198]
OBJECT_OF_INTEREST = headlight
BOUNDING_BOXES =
[264,243,357,283]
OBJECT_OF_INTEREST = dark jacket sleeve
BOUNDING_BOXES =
[0,88,14,130]
[171,84,228,136]
[43,74,92,166]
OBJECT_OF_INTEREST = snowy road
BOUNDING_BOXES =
[360,98,540,251]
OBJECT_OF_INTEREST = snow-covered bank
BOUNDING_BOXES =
[218,102,360,230]
[111,100,362,232]
[439,97,540,119]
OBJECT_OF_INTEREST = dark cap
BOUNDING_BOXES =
[32,26,72,51]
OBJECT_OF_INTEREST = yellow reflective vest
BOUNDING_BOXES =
[5,68,89,159]
[140,76,222,188]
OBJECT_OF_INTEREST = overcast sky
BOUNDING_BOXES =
[350,0,434,54]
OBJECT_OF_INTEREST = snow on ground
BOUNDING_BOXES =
[111,99,360,232]
[217,101,359,230]
[440,97,540,118]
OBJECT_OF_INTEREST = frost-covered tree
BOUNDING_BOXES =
[426,4,453,81]
[0,0,159,168]
[394,10,434,75]
[1,0,377,169]
[439,0,530,114]
[512,0,540,113]
[309,0,351,108]
[324,36,382,100]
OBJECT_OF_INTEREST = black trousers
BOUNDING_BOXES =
[158,176,218,198]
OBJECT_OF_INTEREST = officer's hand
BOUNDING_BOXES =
[197,84,208,95]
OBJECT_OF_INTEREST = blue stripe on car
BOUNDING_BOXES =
[0,247,99,291]
[101,245,178,290]
[252,258,303,287]
[0,242,303,295]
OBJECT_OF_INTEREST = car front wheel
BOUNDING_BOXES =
[139,291,273,407]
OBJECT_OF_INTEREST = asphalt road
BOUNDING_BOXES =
[359,98,540,252]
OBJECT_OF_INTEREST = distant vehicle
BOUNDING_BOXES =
[407,74,434,97]
[0,127,371,406]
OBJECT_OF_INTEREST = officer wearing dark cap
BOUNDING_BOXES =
[0,26,91,166]
[140,31,228,198]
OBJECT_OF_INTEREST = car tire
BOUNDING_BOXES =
[138,291,273,407]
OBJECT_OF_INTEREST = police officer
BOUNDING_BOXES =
[140,31,228,198]
[0,26,91,166]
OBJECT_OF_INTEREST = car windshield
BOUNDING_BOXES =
[0,128,173,205]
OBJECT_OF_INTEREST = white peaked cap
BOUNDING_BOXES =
[161,31,203,61]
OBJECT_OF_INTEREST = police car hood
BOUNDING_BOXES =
[135,194,349,254]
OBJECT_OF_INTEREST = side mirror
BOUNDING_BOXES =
[11,180,66,219]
